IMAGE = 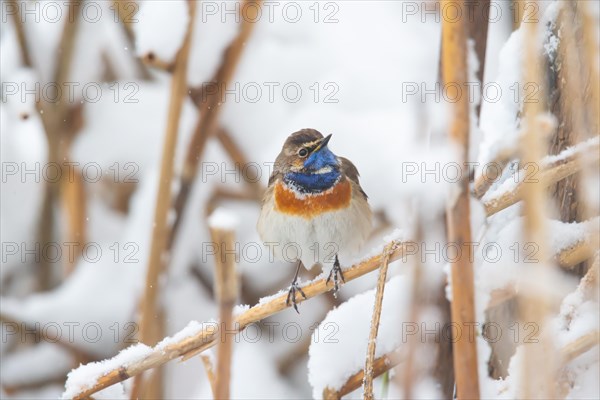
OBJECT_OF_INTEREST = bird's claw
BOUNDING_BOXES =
[326,263,345,297]
[286,281,307,313]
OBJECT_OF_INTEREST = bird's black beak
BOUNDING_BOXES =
[313,134,332,153]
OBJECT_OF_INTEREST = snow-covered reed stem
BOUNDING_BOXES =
[325,348,402,400]
[483,138,600,216]
[472,149,514,199]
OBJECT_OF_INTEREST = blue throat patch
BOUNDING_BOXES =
[284,146,341,194]
[284,170,341,194]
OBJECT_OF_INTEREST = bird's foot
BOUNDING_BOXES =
[286,280,307,313]
[326,262,345,298]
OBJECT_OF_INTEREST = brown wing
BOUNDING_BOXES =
[261,165,283,207]
[339,157,368,200]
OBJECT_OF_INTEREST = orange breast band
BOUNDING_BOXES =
[274,179,352,218]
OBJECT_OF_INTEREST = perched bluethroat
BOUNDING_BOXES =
[257,129,372,312]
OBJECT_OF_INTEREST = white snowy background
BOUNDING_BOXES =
[1,1,598,399]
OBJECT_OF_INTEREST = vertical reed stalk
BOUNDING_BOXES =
[401,226,423,399]
[441,1,480,398]
[136,1,197,397]
[209,225,239,400]
[518,0,556,397]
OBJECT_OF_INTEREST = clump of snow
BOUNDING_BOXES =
[258,288,290,305]
[542,136,600,165]
[208,207,240,230]
[156,320,206,350]
[307,276,409,398]
[233,304,251,316]
[62,343,152,399]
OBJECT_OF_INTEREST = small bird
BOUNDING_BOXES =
[258,129,372,312]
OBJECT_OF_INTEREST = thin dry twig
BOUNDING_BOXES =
[441,1,480,397]
[473,148,515,199]
[6,0,32,67]
[34,0,81,288]
[200,355,217,396]
[68,241,408,399]
[141,51,175,72]
[560,331,600,365]
[362,243,395,399]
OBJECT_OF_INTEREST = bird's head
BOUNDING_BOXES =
[277,129,339,174]
[275,129,341,193]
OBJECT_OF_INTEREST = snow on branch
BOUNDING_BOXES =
[63,240,408,399]
[324,348,402,400]
[483,136,600,216]
[320,330,598,400]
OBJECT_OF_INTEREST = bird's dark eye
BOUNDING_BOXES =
[298,148,309,157]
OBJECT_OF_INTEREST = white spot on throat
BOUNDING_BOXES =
[314,166,333,174]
